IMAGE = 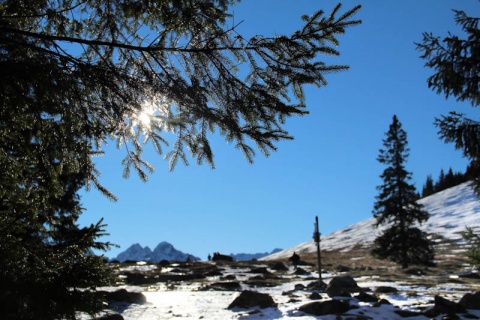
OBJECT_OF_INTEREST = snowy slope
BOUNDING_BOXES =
[264,182,480,261]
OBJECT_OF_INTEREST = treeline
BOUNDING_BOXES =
[421,163,480,198]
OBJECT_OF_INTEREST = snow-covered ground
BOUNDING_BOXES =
[79,183,480,319]
[82,263,480,319]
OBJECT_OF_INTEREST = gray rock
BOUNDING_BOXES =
[228,290,277,309]
[355,292,378,303]
[374,286,398,294]
[103,289,146,304]
[326,276,360,298]
[299,300,351,316]
[459,291,480,310]
[423,295,466,317]
[328,276,359,290]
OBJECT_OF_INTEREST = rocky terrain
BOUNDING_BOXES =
[87,247,480,320]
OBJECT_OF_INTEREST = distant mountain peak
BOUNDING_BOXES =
[230,248,283,261]
[115,241,199,262]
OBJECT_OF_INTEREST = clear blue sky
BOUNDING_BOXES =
[79,1,479,260]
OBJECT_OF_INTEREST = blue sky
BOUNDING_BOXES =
[79,1,479,260]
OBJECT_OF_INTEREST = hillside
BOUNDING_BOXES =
[263,182,480,268]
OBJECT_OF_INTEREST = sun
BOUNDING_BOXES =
[138,106,153,128]
[133,102,156,130]
[131,96,171,135]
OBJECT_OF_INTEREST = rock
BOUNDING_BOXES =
[459,291,480,310]
[374,286,398,294]
[326,276,360,298]
[309,292,322,300]
[103,289,146,304]
[355,292,378,303]
[306,280,327,290]
[228,290,277,309]
[294,267,310,275]
[335,265,351,272]
[424,295,466,317]
[373,299,391,307]
[270,262,288,271]
[99,314,124,320]
[191,263,222,277]
[244,278,279,288]
[328,276,359,290]
[222,274,236,280]
[459,273,480,279]
[294,284,305,291]
[249,267,271,274]
[199,281,241,291]
[299,300,351,316]
[326,285,351,298]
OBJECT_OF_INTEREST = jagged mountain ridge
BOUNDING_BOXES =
[115,241,200,262]
[263,182,480,261]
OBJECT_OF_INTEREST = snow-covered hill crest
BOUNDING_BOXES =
[264,182,480,261]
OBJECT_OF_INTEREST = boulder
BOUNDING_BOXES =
[309,292,322,300]
[294,267,310,275]
[459,273,480,279]
[307,280,327,290]
[294,284,305,291]
[326,276,360,298]
[328,276,359,290]
[228,290,277,309]
[334,265,351,272]
[299,300,351,316]
[459,291,480,310]
[373,299,391,307]
[103,289,146,304]
[374,286,398,294]
[270,262,288,271]
[355,292,378,303]
[424,295,466,317]
[249,267,271,274]
[326,285,351,298]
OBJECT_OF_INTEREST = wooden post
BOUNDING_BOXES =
[313,216,322,283]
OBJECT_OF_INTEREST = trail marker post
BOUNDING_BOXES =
[313,216,322,282]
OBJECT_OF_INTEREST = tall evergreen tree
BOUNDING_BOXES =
[418,6,480,267]
[463,226,480,268]
[422,174,435,197]
[0,26,116,318]
[372,115,435,269]
[417,7,480,192]
[0,1,361,318]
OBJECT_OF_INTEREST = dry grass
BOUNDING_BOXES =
[272,234,480,292]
